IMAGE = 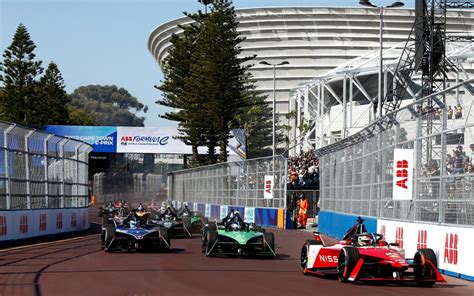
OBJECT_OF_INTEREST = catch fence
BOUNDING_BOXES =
[168,156,287,209]
[0,121,92,210]
[319,80,474,226]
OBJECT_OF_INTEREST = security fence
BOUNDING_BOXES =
[0,121,92,210]
[93,172,165,202]
[319,79,474,226]
[169,156,287,209]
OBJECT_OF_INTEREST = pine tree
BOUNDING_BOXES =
[37,62,70,125]
[0,24,43,126]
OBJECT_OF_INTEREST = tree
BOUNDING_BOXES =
[69,85,147,126]
[37,62,70,125]
[0,24,43,126]
[157,18,208,165]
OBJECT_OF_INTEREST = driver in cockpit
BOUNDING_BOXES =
[178,202,192,218]
[226,211,245,231]
[163,205,178,220]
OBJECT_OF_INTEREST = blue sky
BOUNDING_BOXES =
[0,0,415,127]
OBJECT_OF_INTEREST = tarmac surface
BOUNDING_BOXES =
[0,207,472,296]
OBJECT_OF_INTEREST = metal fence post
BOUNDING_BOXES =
[4,125,14,210]
[24,130,34,209]
[59,139,67,208]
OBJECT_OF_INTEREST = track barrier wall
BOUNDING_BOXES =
[0,208,90,243]
[187,202,285,228]
[317,210,377,240]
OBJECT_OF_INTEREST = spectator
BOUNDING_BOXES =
[453,150,465,174]
[434,108,441,120]
[455,104,463,119]
[287,150,319,190]
[470,144,474,166]
[448,105,453,119]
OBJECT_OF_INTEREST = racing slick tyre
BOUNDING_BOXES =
[104,224,116,252]
[300,239,323,275]
[263,232,275,256]
[183,217,193,237]
[160,227,171,251]
[414,248,437,287]
[337,246,360,282]
[205,230,218,256]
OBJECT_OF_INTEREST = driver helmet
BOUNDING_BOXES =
[129,219,138,229]
[183,202,188,208]
[229,223,240,231]
[358,234,373,246]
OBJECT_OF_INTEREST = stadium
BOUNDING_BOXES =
[148,6,474,153]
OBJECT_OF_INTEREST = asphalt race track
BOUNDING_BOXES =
[0,211,473,296]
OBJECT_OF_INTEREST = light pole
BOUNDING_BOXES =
[359,1,404,120]
[259,60,289,165]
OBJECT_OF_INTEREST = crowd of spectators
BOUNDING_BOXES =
[414,104,463,120]
[287,150,320,190]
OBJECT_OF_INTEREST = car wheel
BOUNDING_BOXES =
[414,248,437,286]
[337,246,359,282]
[104,224,115,252]
[160,227,171,250]
[183,217,192,237]
[264,232,275,256]
[301,239,322,275]
[206,230,218,256]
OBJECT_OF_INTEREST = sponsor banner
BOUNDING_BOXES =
[393,149,414,200]
[210,205,220,220]
[44,126,117,153]
[220,206,228,220]
[264,175,274,199]
[255,208,278,227]
[205,204,211,218]
[244,207,255,223]
[193,203,198,212]
[0,209,89,243]
[318,211,377,240]
[378,219,474,279]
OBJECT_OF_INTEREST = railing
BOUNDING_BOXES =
[0,121,92,210]
[168,155,287,209]
[319,79,474,226]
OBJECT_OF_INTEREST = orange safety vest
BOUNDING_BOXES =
[299,199,309,215]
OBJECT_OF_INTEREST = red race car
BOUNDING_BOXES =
[300,217,446,286]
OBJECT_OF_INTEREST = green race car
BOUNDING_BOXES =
[201,211,276,257]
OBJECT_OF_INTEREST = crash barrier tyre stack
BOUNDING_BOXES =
[0,121,92,244]
[316,81,474,281]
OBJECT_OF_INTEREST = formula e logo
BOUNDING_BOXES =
[444,233,458,265]
[39,214,47,232]
[319,255,338,263]
[0,216,7,236]
[417,230,427,249]
[19,215,28,234]
[396,160,409,189]
[395,227,404,248]
[56,212,63,230]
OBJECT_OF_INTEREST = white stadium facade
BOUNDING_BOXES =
[148,6,474,155]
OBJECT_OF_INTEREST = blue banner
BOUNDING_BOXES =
[44,126,117,153]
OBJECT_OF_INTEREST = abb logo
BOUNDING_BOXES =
[56,213,63,230]
[0,216,7,236]
[265,180,272,194]
[19,215,28,234]
[39,214,47,232]
[380,225,386,238]
[71,212,77,228]
[319,255,338,263]
[444,233,458,265]
[395,227,404,248]
[121,136,133,142]
[82,211,87,227]
[417,230,427,249]
[395,160,409,189]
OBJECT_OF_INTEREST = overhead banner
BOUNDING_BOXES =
[44,126,237,155]
[393,149,414,200]
[44,126,117,153]
[264,175,274,199]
